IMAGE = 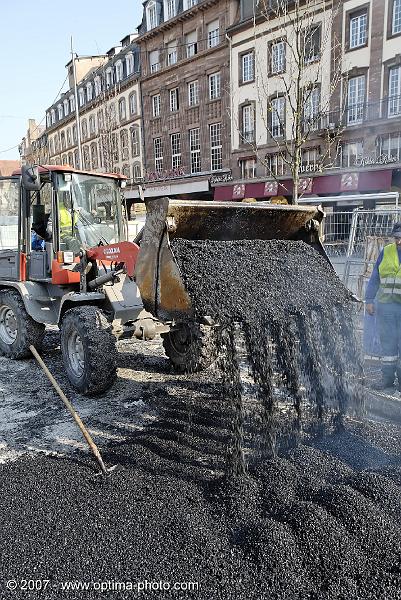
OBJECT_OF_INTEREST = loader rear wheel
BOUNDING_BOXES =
[162,323,219,373]
[0,290,45,358]
[61,306,117,396]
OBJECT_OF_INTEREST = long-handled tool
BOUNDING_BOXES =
[30,345,116,477]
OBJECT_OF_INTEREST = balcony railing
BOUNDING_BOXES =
[322,96,401,131]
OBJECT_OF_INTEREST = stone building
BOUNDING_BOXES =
[135,0,239,199]
[19,120,49,166]
[215,0,401,206]
[43,35,144,205]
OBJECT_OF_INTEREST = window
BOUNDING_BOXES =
[189,128,201,173]
[188,80,199,106]
[94,76,102,97]
[81,119,88,140]
[129,92,138,115]
[152,94,161,117]
[0,180,19,250]
[120,129,129,160]
[208,19,220,48]
[126,53,134,76]
[86,82,93,102]
[349,11,368,49]
[58,104,63,120]
[149,50,160,73]
[240,158,256,179]
[169,88,179,112]
[61,132,66,151]
[388,66,401,117]
[167,40,177,66]
[266,153,286,177]
[83,146,91,170]
[301,147,320,171]
[72,125,77,144]
[339,140,363,167]
[131,127,140,157]
[392,0,401,35]
[106,68,114,87]
[210,123,222,171]
[122,164,131,180]
[74,149,79,168]
[91,143,98,169]
[78,88,85,107]
[304,25,321,63]
[68,152,74,166]
[147,1,158,29]
[89,115,96,136]
[115,60,123,82]
[184,0,198,8]
[133,163,142,181]
[109,102,116,124]
[209,72,221,100]
[241,52,254,83]
[171,133,181,168]
[46,113,51,128]
[50,109,56,125]
[270,40,286,74]
[97,110,104,132]
[165,0,176,20]
[63,99,69,116]
[69,95,75,113]
[186,31,198,58]
[303,87,320,130]
[154,137,163,170]
[270,96,285,137]
[119,97,127,121]
[66,129,72,147]
[347,75,366,124]
[111,133,119,162]
[242,104,255,143]
[377,132,401,160]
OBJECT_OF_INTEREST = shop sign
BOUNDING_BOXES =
[210,171,233,184]
[144,167,185,183]
[341,172,359,191]
[264,181,278,196]
[299,163,323,174]
[298,177,313,193]
[233,184,245,199]
[354,154,398,168]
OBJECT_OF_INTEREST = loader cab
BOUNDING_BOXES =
[0,165,126,284]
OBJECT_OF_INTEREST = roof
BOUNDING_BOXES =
[0,160,20,177]
[12,165,126,181]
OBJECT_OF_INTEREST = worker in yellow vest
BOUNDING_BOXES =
[58,192,79,251]
[366,223,401,391]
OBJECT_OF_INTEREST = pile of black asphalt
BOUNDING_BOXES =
[1,238,400,599]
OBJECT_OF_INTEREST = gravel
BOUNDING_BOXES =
[1,238,401,599]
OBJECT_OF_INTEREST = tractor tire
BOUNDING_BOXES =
[162,322,220,373]
[0,289,45,358]
[61,306,117,396]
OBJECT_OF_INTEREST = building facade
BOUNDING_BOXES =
[135,0,239,199]
[19,120,49,166]
[42,35,144,205]
[215,0,401,206]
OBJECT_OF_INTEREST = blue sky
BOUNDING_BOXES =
[0,1,143,160]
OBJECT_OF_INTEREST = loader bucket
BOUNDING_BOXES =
[134,198,328,322]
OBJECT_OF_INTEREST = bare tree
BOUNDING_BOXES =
[232,0,345,203]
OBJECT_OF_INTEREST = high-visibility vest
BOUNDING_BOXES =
[378,243,401,303]
[59,205,77,234]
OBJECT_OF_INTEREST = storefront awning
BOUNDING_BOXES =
[213,169,395,201]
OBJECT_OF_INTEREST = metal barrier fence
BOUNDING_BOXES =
[322,211,354,257]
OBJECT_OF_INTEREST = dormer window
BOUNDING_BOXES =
[63,99,69,116]
[86,82,93,102]
[57,104,63,120]
[94,76,102,97]
[115,60,123,82]
[165,0,176,20]
[106,67,114,87]
[46,113,51,128]
[147,1,158,30]
[69,95,75,112]
[78,88,85,107]
[184,0,198,8]
[126,53,134,76]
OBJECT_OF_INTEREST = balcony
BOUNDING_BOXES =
[321,96,401,132]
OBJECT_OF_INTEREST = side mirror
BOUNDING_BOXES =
[21,165,41,191]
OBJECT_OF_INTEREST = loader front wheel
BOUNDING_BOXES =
[61,306,117,396]
[0,290,45,358]
[162,323,219,373]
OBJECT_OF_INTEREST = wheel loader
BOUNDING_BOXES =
[0,164,327,395]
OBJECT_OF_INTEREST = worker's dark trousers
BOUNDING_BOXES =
[377,302,401,387]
